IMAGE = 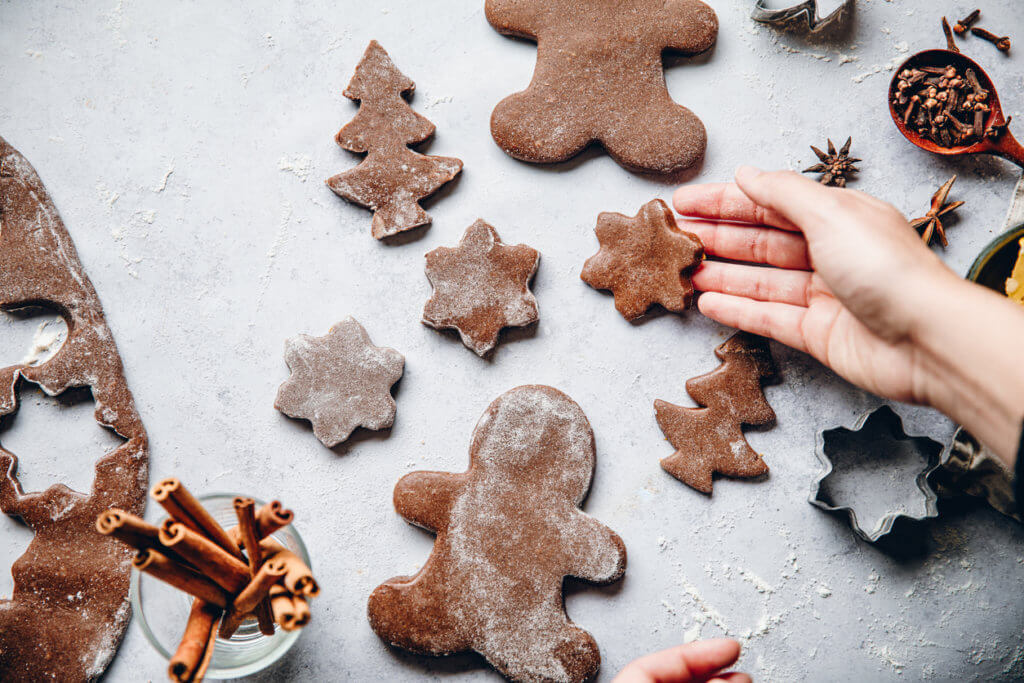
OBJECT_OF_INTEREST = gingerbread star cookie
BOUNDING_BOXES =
[581,199,703,321]
[327,40,463,240]
[422,219,540,357]
[0,136,149,682]
[274,318,404,447]
[655,333,778,493]
[368,385,627,683]
[486,0,718,174]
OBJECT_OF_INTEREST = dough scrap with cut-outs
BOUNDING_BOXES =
[275,317,404,448]
[486,0,718,174]
[327,40,463,240]
[0,136,149,682]
[368,385,626,683]
[422,219,539,357]
[581,199,703,321]
[655,333,777,493]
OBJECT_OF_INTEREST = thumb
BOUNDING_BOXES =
[734,166,840,239]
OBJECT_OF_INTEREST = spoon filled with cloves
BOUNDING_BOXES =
[889,49,1024,169]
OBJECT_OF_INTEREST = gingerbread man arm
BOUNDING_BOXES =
[393,471,466,533]
[485,0,544,40]
[654,0,719,54]
[561,511,627,584]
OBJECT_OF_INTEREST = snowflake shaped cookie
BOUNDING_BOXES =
[581,199,703,321]
[422,220,540,357]
[275,318,404,447]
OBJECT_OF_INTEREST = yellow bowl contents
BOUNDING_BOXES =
[1006,238,1024,305]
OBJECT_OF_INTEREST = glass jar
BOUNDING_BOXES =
[130,493,310,679]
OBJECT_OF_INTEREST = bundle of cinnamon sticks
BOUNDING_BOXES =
[96,478,319,683]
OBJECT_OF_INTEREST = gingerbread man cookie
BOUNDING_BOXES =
[0,136,149,681]
[581,199,703,321]
[422,219,540,357]
[655,333,778,493]
[327,41,463,240]
[368,385,626,683]
[486,0,718,174]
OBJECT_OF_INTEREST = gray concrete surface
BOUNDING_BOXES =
[1,1,1023,680]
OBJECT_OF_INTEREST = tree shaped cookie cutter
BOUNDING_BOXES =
[810,405,943,543]
[752,0,853,32]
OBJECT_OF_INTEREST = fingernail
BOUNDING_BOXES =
[735,165,763,181]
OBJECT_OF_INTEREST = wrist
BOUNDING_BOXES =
[909,275,1024,465]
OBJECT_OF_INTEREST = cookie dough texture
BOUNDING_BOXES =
[0,136,149,682]
[423,219,540,357]
[368,385,626,683]
[581,199,703,320]
[655,333,777,493]
[486,0,718,174]
[327,40,463,239]
[275,318,405,448]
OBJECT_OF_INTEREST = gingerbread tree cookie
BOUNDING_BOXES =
[369,385,626,683]
[486,0,718,174]
[0,136,149,681]
[274,318,404,448]
[327,41,463,240]
[655,333,778,494]
[581,199,703,321]
[422,219,540,357]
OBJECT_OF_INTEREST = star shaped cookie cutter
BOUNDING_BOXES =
[810,405,943,543]
[752,0,853,32]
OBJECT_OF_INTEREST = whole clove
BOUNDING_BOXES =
[970,26,1011,53]
[891,64,999,148]
[942,17,960,53]
[953,9,980,35]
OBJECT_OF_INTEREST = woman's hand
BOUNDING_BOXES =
[674,167,1024,465]
[612,639,750,683]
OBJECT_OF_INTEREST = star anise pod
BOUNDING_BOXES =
[803,137,860,187]
[910,175,964,248]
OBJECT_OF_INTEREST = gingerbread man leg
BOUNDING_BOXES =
[599,96,708,174]
[489,620,602,683]
[367,579,470,655]
[490,88,593,165]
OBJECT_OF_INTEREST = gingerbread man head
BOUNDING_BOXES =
[486,0,718,174]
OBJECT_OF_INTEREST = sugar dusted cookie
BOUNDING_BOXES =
[486,0,718,174]
[275,318,404,447]
[422,219,539,357]
[369,385,626,683]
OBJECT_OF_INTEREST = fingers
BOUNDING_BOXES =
[708,674,753,683]
[693,261,815,307]
[697,292,809,354]
[613,639,743,683]
[680,219,811,270]
[673,181,799,232]
[733,166,843,239]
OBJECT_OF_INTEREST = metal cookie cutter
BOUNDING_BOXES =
[810,405,943,543]
[752,0,853,33]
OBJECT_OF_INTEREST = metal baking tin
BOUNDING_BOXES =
[810,405,943,543]
[751,0,853,32]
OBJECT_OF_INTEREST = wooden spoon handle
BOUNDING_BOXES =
[991,131,1024,169]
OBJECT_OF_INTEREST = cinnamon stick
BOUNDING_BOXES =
[132,549,229,608]
[218,558,287,638]
[234,497,275,636]
[151,478,244,560]
[95,508,160,551]
[269,547,319,597]
[291,594,311,629]
[158,521,250,594]
[168,599,222,683]
[268,585,299,631]
[226,500,294,548]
